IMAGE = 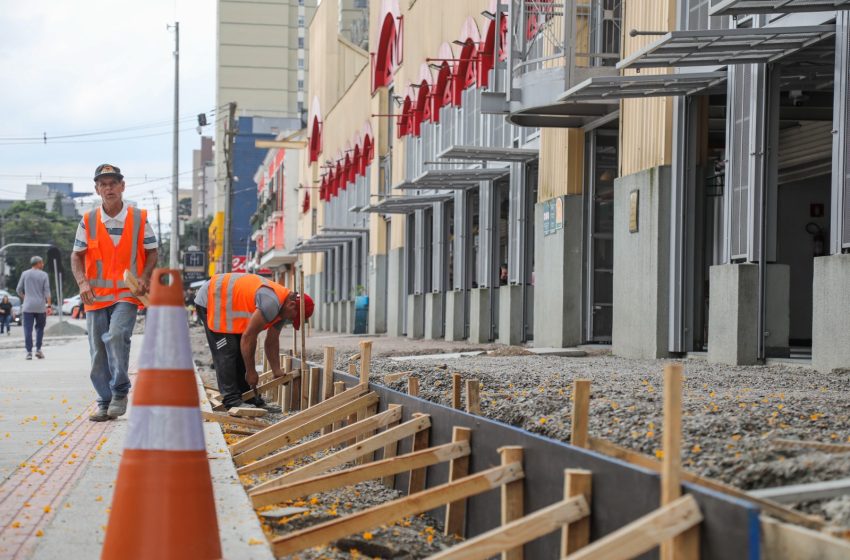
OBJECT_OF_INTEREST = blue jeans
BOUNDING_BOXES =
[0,314,10,333]
[23,312,46,353]
[87,302,137,408]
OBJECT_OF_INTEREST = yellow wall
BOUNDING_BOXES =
[539,128,584,201]
[619,0,677,177]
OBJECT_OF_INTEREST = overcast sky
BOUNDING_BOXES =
[0,0,216,230]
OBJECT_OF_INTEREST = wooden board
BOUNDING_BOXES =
[445,427,472,536]
[240,371,297,402]
[255,414,433,491]
[122,269,151,307]
[250,441,471,508]
[429,496,589,560]
[201,411,268,429]
[562,469,592,556]
[760,516,850,560]
[233,393,380,466]
[271,462,525,557]
[500,446,524,559]
[228,407,268,418]
[571,380,591,448]
[237,407,403,476]
[565,495,703,560]
[229,383,368,455]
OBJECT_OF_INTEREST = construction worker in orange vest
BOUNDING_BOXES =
[71,164,158,422]
[194,272,314,411]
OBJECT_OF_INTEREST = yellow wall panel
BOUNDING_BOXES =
[539,128,584,202]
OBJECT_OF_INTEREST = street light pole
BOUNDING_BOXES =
[168,21,180,269]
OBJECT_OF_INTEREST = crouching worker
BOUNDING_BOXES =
[194,273,314,411]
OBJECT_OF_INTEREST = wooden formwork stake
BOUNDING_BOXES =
[201,411,268,429]
[356,403,379,465]
[359,340,372,385]
[561,469,592,556]
[322,346,335,401]
[466,379,481,415]
[660,362,699,560]
[408,413,430,495]
[571,379,591,448]
[301,367,311,410]
[281,355,293,412]
[445,427,473,537]
[308,367,321,407]
[452,373,462,409]
[345,363,359,445]
[380,404,403,487]
[332,381,346,430]
[500,446,524,560]
[408,375,420,397]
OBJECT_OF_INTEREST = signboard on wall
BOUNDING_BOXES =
[182,251,206,283]
[543,197,565,236]
[231,255,248,273]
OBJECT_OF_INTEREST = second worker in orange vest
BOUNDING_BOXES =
[194,273,314,410]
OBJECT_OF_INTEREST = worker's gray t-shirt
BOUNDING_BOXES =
[16,268,51,313]
[194,283,281,323]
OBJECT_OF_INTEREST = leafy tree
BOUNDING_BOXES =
[52,192,64,215]
[0,201,79,301]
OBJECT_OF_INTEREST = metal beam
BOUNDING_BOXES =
[750,478,850,504]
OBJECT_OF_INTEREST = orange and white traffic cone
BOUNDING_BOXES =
[102,269,221,560]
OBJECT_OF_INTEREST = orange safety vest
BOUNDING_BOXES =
[206,273,291,334]
[83,206,148,312]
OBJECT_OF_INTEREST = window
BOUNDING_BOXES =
[298,15,305,26]
[298,59,304,69]
[298,37,304,48]
[297,79,304,90]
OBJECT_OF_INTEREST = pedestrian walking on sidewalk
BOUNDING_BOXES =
[71,164,158,422]
[0,295,12,335]
[17,256,51,359]
[194,273,314,411]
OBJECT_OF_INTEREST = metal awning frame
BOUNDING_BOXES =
[558,72,728,103]
[412,168,511,187]
[361,193,454,214]
[710,0,850,16]
[437,145,540,163]
[617,25,836,70]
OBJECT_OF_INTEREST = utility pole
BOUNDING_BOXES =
[168,21,180,269]
[150,191,164,267]
[222,101,237,273]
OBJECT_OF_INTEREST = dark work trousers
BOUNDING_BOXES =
[23,312,46,353]
[196,306,262,408]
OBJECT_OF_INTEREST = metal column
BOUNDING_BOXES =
[832,12,850,253]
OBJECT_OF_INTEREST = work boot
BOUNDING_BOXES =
[35,350,44,359]
[253,398,282,414]
[25,352,32,360]
[89,408,110,422]
[107,395,128,419]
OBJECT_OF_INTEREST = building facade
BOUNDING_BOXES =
[260,0,849,373]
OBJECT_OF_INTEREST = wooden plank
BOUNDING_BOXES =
[291,372,302,411]
[587,436,829,531]
[430,496,589,560]
[380,405,402,487]
[300,364,310,410]
[564,495,703,560]
[760,516,850,560]
[229,383,368,455]
[240,371,297,402]
[228,407,268,418]
[452,373,462,409]
[408,414,430,494]
[308,367,321,407]
[383,371,411,383]
[500,446,524,560]
[408,375,420,397]
[257,414,433,491]
[571,380,591,448]
[466,379,481,415]
[233,393,380,466]
[201,411,268,429]
[223,426,257,436]
[237,407,403,476]
[322,346,335,401]
[749,478,850,504]
[281,356,293,412]
[332,381,346,430]
[271,462,525,557]
[251,441,471,508]
[771,438,850,454]
[562,469,592,556]
[355,404,377,466]
[203,385,220,396]
[445,427,473,537]
[359,340,372,384]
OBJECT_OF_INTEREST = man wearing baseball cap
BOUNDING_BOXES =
[194,272,314,411]
[71,164,158,422]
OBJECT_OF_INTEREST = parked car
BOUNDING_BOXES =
[62,294,85,318]
[8,295,21,325]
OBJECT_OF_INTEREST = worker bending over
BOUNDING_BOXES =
[194,273,314,410]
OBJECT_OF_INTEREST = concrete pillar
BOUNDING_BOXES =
[406,294,425,339]
[339,301,349,333]
[708,263,790,365]
[468,287,491,343]
[331,301,339,332]
[425,292,445,340]
[612,167,671,360]
[346,300,356,334]
[813,254,850,372]
[445,290,465,341]
[498,284,524,345]
[368,253,388,334]
[386,247,405,336]
[321,297,331,332]
[533,196,583,348]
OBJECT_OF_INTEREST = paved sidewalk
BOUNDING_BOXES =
[0,317,272,560]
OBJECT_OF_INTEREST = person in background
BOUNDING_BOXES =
[0,295,12,335]
[17,256,51,359]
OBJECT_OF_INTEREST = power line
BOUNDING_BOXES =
[0,125,203,146]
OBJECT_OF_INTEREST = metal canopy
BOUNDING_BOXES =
[412,168,510,186]
[617,26,836,70]
[394,183,480,191]
[558,72,728,102]
[362,193,454,214]
[438,145,539,163]
[711,0,850,16]
[319,227,369,233]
